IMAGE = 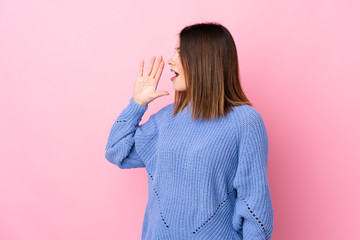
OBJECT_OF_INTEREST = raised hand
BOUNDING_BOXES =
[133,56,169,106]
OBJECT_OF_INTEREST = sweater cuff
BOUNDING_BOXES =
[116,97,148,125]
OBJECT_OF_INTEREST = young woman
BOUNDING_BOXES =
[105,22,274,240]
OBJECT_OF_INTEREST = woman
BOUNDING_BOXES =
[105,22,274,240]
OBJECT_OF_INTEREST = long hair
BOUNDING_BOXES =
[173,22,252,121]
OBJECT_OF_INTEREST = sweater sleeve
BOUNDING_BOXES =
[105,97,158,169]
[232,108,274,240]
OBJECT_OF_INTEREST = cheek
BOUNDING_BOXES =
[178,63,184,73]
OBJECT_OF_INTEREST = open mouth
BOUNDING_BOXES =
[171,69,179,81]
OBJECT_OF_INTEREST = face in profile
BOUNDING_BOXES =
[168,38,186,91]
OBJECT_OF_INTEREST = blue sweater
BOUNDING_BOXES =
[105,97,274,240]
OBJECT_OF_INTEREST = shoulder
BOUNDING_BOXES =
[146,102,174,125]
[231,104,265,127]
[152,102,174,118]
[230,104,268,141]
[136,102,174,136]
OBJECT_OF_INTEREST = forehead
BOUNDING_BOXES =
[174,39,180,51]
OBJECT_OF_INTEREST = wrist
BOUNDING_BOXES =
[133,97,148,107]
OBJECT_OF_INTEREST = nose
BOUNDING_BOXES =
[167,58,173,66]
[168,54,175,66]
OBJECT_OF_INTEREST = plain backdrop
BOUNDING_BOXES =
[0,0,359,239]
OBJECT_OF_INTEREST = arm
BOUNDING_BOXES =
[105,97,153,169]
[232,109,274,240]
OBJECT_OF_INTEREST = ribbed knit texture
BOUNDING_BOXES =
[105,97,274,240]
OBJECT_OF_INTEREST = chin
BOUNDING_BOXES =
[174,87,184,92]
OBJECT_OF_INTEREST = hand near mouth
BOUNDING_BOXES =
[133,56,170,106]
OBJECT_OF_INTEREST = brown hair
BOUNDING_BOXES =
[173,22,253,121]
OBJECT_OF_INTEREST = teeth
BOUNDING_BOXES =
[171,69,178,78]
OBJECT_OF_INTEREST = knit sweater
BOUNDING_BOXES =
[105,97,274,240]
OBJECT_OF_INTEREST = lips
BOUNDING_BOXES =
[171,69,179,81]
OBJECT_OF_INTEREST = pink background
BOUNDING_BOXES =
[1,0,359,239]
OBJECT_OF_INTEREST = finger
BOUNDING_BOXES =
[145,56,156,76]
[156,91,170,98]
[154,60,165,82]
[151,56,163,78]
[137,59,144,78]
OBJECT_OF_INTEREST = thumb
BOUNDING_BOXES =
[157,91,170,97]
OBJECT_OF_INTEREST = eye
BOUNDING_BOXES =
[174,47,180,56]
